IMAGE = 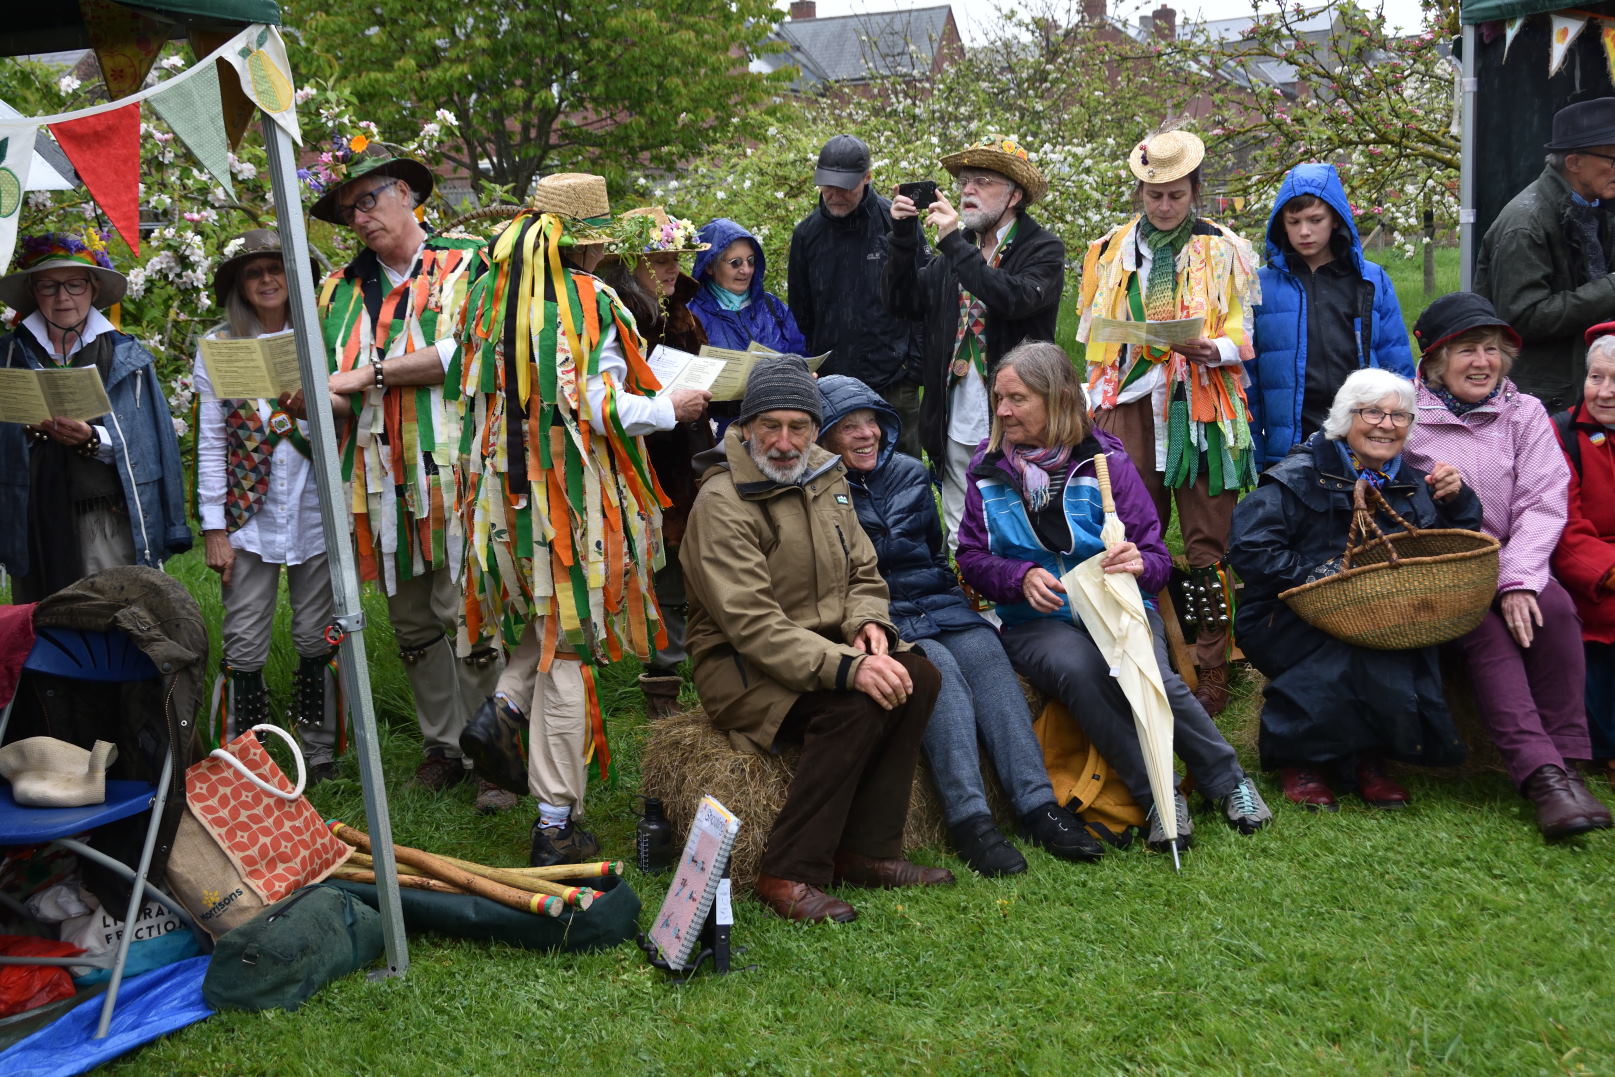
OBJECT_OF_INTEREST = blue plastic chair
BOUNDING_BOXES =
[0,626,203,1039]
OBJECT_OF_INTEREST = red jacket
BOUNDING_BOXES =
[1552,400,1615,643]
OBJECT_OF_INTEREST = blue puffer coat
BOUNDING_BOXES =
[817,375,985,642]
[1249,163,1414,467]
[688,218,806,355]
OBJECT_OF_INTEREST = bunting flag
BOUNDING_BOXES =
[222,25,300,144]
[1549,14,1588,77]
[149,60,234,199]
[80,0,170,99]
[0,124,38,274]
[188,29,257,148]
[49,104,142,254]
[1603,22,1615,88]
[1503,17,1524,63]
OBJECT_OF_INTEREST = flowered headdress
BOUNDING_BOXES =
[0,230,126,314]
[303,132,435,225]
[608,206,709,257]
[940,136,1047,205]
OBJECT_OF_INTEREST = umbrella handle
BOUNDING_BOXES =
[1094,452,1117,514]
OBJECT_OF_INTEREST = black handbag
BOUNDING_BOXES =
[201,883,382,1012]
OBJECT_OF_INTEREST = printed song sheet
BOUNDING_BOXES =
[199,334,303,399]
[1088,316,1206,349]
[0,366,113,424]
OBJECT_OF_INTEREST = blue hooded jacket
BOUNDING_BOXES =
[816,374,986,642]
[688,218,806,355]
[1250,163,1414,467]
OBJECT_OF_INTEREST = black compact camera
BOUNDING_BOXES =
[897,180,938,210]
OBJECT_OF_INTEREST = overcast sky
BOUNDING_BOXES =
[800,0,1433,43]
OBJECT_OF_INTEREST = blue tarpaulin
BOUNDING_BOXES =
[0,956,212,1077]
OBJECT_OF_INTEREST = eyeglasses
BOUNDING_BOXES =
[240,262,285,282]
[1573,150,1615,165]
[956,173,1007,192]
[721,256,757,270]
[1353,407,1414,428]
[32,278,91,297]
[335,183,396,224]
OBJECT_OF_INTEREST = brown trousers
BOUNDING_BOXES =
[1095,397,1235,669]
[758,652,940,886]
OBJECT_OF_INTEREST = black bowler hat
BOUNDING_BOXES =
[1412,292,1523,358]
[814,134,871,188]
[1545,98,1615,151]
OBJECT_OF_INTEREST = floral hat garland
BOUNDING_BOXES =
[607,206,710,257]
[302,130,436,225]
[0,229,127,314]
[939,135,1048,205]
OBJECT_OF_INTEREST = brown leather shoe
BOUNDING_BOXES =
[1565,769,1614,830]
[753,874,857,923]
[1280,767,1338,811]
[831,851,956,889]
[1522,764,1600,840]
[639,674,684,719]
[1193,663,1230,716]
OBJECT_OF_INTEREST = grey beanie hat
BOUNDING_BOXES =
[738,354,822,426]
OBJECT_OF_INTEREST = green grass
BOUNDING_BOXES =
[33,541,1604,1075]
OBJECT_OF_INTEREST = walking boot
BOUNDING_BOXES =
[1192,663,1230,717]
[638,673,684,719]
[1521,764,1599,840]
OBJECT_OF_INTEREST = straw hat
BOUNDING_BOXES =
[211,228,322,307]
[939,136,1048,205]
[307,139,434,225]
[0,737,118,807]
[1128,130,1205,185]
[0,231,126,315]
[528,173,613,245]
[612,206,709,256]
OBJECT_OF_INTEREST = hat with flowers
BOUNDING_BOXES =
[304,132,434,225]
[0,230,126,315]
[609,206,710,257]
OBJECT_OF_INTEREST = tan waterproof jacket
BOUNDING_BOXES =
[681,426,898,753]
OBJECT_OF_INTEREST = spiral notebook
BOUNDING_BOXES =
[647,795,741,970]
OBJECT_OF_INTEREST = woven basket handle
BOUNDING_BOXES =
[1343,479,1394,570]
[1362,480,1423,537]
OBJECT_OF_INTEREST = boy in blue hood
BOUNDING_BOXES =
[1248,163,1414,467]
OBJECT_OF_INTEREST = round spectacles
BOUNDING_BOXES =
[33,278,91,297]
[336,183,397,224]
[956,173,1006,192]
[1353,407,1414,428]
[721,256,757,270]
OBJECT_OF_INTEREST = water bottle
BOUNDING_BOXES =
[635,796,675,874]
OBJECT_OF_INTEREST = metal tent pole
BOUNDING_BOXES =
[260,114,409,978]
[1460,23,1478,291]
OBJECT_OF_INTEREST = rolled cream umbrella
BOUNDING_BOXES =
[1059,452,1181,871]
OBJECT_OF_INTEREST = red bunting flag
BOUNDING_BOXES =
[48,103,142,254]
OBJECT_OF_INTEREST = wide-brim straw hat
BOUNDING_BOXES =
[309,144,435,225]
[528,173,613,245]
[1128,130,1205,185]
[0,232,126,315]
[616,206,710,255]
[940,136,1048,205]
[211,228,322,307]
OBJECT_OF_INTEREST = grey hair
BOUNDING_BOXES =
[1589,334,1615,367]
[225,290,266,339]
[1321,368,1418,440]
[1547,151,1567,172]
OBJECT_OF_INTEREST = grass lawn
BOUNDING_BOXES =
[43,535,1606,1076]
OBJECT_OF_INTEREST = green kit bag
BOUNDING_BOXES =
[201,883,382,1012]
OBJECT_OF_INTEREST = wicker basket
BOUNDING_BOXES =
[1279,479,1500,650]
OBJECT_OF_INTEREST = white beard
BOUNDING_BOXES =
[749,441,810,485]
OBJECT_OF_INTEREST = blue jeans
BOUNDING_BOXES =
[916,626,1053,826]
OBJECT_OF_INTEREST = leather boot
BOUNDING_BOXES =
[638,674,684,719]
[1564,769,1614,830]
[1521,764,1599,841]
[1280,767,1338,811]
[1193,663,1230,716]
[1355,756,1411,809]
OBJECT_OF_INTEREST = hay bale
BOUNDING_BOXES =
[641,707,1014,892]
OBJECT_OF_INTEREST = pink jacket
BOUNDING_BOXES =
[1403,378,1569,595]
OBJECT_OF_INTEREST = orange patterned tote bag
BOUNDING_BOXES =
[167,725,350,939]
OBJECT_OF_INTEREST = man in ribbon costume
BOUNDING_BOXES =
[454,173,709,866]
[1076,129,1261,715]
[305,140,503,795]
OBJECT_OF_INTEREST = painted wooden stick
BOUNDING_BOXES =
[330,822,564,916]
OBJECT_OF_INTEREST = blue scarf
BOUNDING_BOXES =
[1428,380,1501,417]
[1334,439,1401,488]
[705,280,750,312]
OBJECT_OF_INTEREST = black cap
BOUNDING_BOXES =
[1412,292,1523,358]
[1545,98,1615,151]
[738,354,822,426]
[814,134,871,188]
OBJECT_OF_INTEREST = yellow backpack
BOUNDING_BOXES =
[1032,699,1147,847]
